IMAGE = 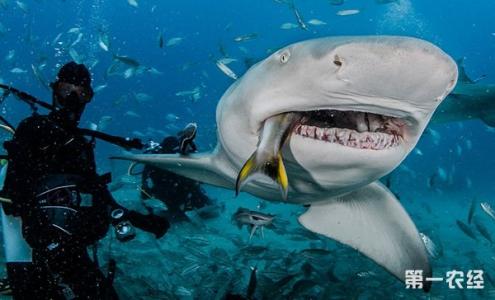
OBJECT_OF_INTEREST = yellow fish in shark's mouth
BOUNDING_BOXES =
[236,112,300,200]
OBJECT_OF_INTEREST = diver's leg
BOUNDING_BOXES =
[6,262,38,299]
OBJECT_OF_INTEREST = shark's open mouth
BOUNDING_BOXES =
[292,110,405,150]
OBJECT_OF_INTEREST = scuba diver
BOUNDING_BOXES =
[140,123,213,222]
[0,61,169,299]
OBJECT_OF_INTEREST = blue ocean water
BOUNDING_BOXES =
[0,0,494,299]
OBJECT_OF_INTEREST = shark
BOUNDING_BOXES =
[432,58,495,126]
[113,36,458,291]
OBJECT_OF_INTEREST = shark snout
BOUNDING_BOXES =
[330,37,458,110]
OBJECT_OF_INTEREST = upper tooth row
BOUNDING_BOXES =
[294,124,400,149]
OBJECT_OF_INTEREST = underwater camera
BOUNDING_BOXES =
[110,208,136,242]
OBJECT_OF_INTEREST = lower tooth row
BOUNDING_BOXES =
[294,124,400,149]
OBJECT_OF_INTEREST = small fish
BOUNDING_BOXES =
[473,218,492,244]
[436,167,447,181]
[180,263,200,276]
[125,110,141,118]
[307,19,327,26]
[356,271,377,278]
[134,92,153,103]
[16,1,28,13]
[10,67,27,74]
[98,32,110,52]
[288,279,318,299]
[455,144,462,157]
[69,48,82,63]
[158,32,164,48]
[165,113,179,123]
[419,233,441,259]
[232,208,275,240]
[466,139,472,150]
[70,32,83,48]
[426,128,441,145]
[280,22,299,30]
[127,0,138,7]
[239,245,268,256]
[4,50,15,61]
[218,57,238,65]
[94,84,107,93]
[481,202,495,222]
[175,87,201,97]
[466,177,473,189]
[246,266,257,299]
[123,67,135,79]
[145,67,162,75]
[97,116,112,131]
[216,60,238,80]
[236,113,300,199]
[166,37,183,47]
[299,248,333,259]
[413,148,423,156]
[289,2,308,31]
[67,27,81,34]
[113,54,140,67]
[468,198,476,224]
[31,64,49,90]
[329,0,344,5]
[234,33,257,43]
[337,9,360,16]
[456,220,477,241]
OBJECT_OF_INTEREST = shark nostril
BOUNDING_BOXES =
[333,55,343,67]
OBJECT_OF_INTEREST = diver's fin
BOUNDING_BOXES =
[236,152,288,200]
[111,146,234,189]
[298,182,432,292]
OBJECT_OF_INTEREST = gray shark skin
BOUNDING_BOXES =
[113,36,458,291]
[432,58,495,126]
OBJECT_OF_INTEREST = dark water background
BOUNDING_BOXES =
[0,0,495,298]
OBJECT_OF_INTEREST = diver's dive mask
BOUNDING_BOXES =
[54,82,93,105]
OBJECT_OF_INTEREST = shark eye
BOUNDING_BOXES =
[280,51,290,64]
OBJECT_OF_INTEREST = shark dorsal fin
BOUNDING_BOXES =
[456,57,475,84]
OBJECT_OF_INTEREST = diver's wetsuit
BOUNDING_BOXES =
[141,136,211,221]
[2,111,119,299]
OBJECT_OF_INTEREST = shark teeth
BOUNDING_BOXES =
[293,125,401,150]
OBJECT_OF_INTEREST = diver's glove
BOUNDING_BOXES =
[124,137,144,151]
[177,123,197,154]
[126,210,170,239]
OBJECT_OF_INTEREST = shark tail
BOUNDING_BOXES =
[235,151,288,200]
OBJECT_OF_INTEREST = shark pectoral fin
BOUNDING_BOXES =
[111,149,234,189]
[298,182,432,292]
[236,152,289,199]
